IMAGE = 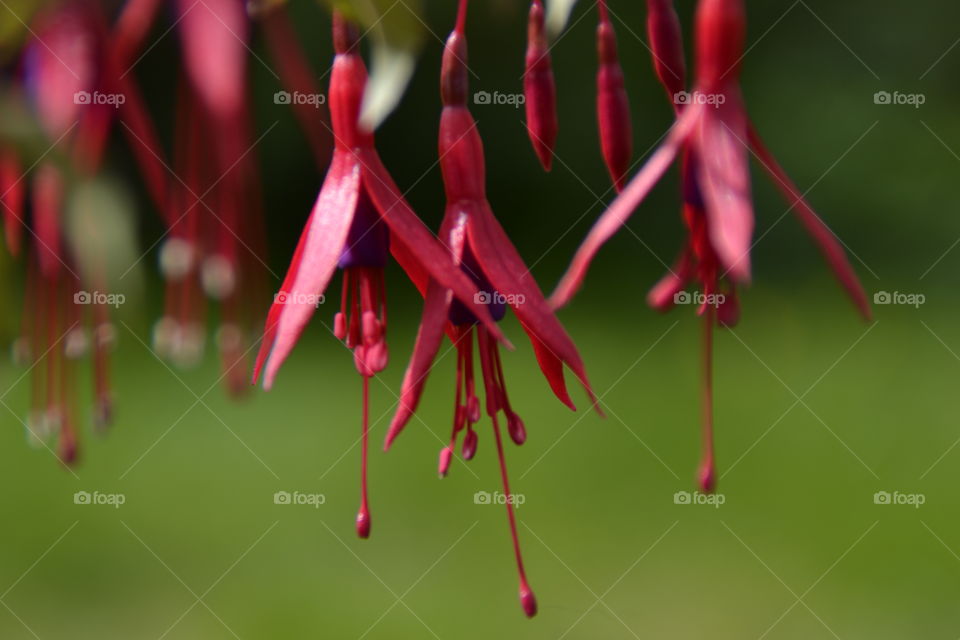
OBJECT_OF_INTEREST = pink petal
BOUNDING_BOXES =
[176,0,247,120]
[549,102,703,309]
[358,149,511,348]
[647,245,693,311]
[695,93,753,283]
[260,151,361,389]
[385,209,469,447]
[748,125,871,319]
[384,280,451,449]
[466,201,600,412]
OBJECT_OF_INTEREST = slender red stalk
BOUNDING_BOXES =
[357,375,372,539]
[478,328,536,618]
[699,304,716,493]
[455,0,469,34]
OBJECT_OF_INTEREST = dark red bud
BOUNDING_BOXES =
[596,17,632,192]
[523,0,558,171]
[646,0,687,100]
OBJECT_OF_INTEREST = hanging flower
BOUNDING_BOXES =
[254,12,506,539]
[550,0,870,491]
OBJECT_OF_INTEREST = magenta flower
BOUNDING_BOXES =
[253,13,505,539]
[12,1,118,462]
[551,0,870,491]
[384,1,600,618]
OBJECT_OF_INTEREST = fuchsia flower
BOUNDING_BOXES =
[550,0,871,491]
[253,13,505,539]
[149,0,267,394]
[11,1,117,462]
[384,0,600,618]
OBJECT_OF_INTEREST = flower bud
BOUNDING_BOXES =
[523,0,558,171]
[596,15,632,191]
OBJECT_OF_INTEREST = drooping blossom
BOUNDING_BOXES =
[253,12,506,539]
[550,0,870,491]
[384,0,600,618]
[11,1,119,462]
[147,0,268,395]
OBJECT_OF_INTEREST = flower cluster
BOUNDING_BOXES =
[0,0,871,618]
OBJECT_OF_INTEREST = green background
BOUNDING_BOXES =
[2,1,960,638]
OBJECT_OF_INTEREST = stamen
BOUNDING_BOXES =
[478,328,537,618]
[440,329,468,477]
[492,345,526,445]
[356,375,371,538]
[699,303,716,493]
